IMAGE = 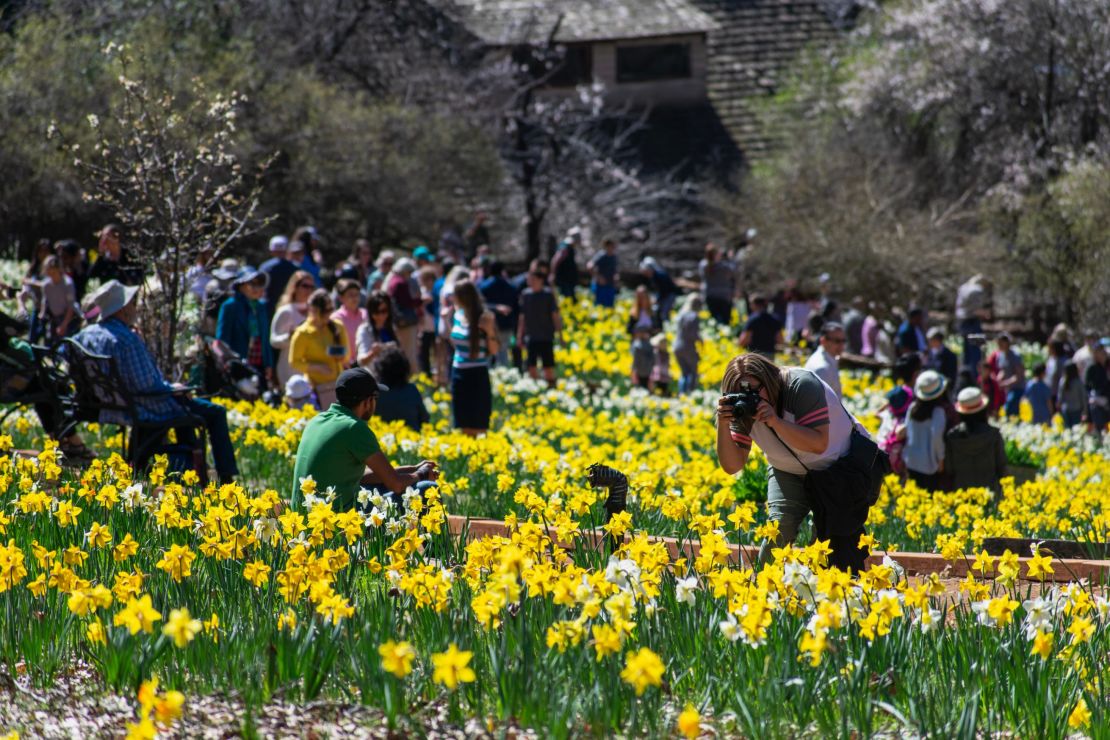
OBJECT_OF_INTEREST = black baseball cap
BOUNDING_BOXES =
[335,367,388,407]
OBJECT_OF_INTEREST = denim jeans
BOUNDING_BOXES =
[176,397,238,480]
[958,318,982,371]
[1004,388,1025,418]
[592,283,616,308]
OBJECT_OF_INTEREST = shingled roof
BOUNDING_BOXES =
[691,0,840,160]
[441,0,718,45]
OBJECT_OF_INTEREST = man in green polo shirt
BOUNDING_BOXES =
[290,367,438,510]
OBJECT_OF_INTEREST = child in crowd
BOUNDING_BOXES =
[1056,361,1087,429]
[284,374,314,410]
[517,268,562,386]
[877,385,913,477]
[36,256,79,343]
[1023,363,1052,425]
[649,333,671,396]
[628,287,658,390]
[672,293,702,394]
[902,371,948,491]
[330,278,367,366]
[977,359,1003,416]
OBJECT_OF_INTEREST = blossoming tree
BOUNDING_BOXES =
[56,42,272,373]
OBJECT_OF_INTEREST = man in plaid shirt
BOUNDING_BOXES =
[74,280,238,482]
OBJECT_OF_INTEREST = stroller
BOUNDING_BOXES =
[0,310,78,441]
[197,336,265,402]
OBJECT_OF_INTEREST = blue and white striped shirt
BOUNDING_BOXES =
[450,309,489,369]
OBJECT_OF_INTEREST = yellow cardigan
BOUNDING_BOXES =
[289,319,350,386]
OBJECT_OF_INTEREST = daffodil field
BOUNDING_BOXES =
[1,296,1109,737]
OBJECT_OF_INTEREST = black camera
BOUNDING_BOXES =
[723,383,762,420]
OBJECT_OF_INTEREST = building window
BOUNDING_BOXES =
[616,43,692,83]
[548,44,593,87]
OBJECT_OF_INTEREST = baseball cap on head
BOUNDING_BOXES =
[334,367,388,408]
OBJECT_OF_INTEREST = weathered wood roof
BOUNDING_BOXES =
[691,0,839,160]
[440,0,719,44]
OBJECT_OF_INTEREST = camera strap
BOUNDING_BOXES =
[765,398,860,474]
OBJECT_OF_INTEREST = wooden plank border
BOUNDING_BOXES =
[446,515,1110,583]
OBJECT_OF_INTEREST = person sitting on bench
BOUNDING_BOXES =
[73,280,239,482]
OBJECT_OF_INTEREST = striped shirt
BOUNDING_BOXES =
[450,309,489,369]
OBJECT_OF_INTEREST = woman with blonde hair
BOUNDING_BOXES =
[289,289,349,409]
[270,270,316,388]
[716,352,867,570]
[449,279,499,435]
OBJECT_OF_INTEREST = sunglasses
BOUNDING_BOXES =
[297,282,315,290]
[827,336,847,344]
[372,307,390,315]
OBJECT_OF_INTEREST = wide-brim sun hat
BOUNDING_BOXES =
[412,245,435,262]
[913,369,947,401]
[88,279,140,320]
[956,386,989,415]
[233,266,269,288]
[212,258,241,281]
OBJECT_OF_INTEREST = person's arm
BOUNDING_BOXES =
[118,333,175,396]
[552,303,563,345]
[361,452,437,494]
[516,311,526,347]
[738,330,752,348]
[270,308,296,349]
[480,311,500,355]
[288,329,313,375]
[758,401,829,454]
[356,325,379,367]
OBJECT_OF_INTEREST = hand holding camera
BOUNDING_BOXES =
[719,382,778,428]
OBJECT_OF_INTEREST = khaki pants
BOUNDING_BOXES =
[314,381,336,410]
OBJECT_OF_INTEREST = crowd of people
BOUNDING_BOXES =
[4,219,1108,546]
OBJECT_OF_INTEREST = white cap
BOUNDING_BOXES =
[285,374,313,401]
[269,235,289,253]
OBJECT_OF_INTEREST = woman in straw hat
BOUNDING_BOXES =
[944,386,1007,494]
[901,370,949,491]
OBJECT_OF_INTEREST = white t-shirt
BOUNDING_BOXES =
[804,346,842,399]
[730,368,856,475]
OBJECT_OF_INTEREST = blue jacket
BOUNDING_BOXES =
[216,292,273,368]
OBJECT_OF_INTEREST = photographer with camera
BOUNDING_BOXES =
[717,353,881,571]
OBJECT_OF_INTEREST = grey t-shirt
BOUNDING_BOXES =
[673,309,700,359]
[729,368,854,474]
[41,276,76,317]
[520,288,558,341]
[698,258,736,300]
